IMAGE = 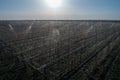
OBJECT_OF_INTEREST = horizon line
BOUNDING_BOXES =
[0,19,120,22]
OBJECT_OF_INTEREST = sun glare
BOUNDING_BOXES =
[45,0,63,8]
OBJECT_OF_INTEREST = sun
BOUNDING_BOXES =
[45,0,63,8]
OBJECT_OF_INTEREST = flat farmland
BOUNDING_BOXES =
[0,20,120,80]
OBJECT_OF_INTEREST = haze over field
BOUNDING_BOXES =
[0,1,120,80]
[0,0,120,20]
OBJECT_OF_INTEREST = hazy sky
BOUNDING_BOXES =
[0,0,120,20]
